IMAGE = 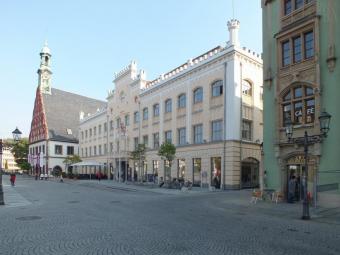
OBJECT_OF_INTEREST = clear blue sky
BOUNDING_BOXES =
[0,0,262,138]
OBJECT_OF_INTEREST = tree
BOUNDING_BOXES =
[130,144,146,181]
[158,141,176,181]
[8,138,30,170]
[63,155,82,177]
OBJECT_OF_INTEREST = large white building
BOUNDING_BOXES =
[79,20,263,189]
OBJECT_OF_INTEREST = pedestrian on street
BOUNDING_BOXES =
[10,173,16,186]
[97,171,101,181]
[288,175,296,203]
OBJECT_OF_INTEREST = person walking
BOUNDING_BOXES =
[10,173,16,186]
[288,175,296,203]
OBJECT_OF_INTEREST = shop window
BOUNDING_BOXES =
[282,85,315,126]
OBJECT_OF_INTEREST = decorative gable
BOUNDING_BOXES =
[29,88,48,143]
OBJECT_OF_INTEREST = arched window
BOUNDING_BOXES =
[282,85,315,126]
[211,80,223,97]
[153,103,160,117]
[193,87,203,103]
[143,107,148,120]
[165,99,172,113]
[178,94,186,108]
[242,80,252,96]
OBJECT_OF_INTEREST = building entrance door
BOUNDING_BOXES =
[241,158,259,189]
[287,165,304,202]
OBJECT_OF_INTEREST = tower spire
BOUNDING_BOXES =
[38,42,52,94]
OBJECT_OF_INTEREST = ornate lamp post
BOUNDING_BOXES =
[0,127,22,205]
[12,127,22,142]
[285,112,331,220]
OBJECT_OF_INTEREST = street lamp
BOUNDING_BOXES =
[285,112,331,220]
[12,127,22,142]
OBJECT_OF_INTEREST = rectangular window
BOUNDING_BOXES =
[153,133,159,149]
[212,120,223,141]
[284,0,292,15]
[98,125,102,134]
[94,146,97,156]
[295,0,303,9]
[294,101,303,124]
[104,144,107,155]
[125,115,129,126]
[143,135,148,147]
[116,118,121,128]
[67,146,74,155]
[42,145,45,154]
[134,112,140,123]
[178,128,186,145]
[306,99,315,124]
[282,40,291,66]
[242,120,252,140]
[178,94,186,108]
[85,130,88,138]
[178,159,186,179]
[165,100,172,113]
[283,104,292,126]
[193,158,201,186]
[99,145,102,155]
[153,104,160,117]
[165,130,172,143]
[104,123,107,132]
[55,145,62,155]
[134,137,139,150]
[110,142,113,153]
[81,148,83,157]
[293,36,302,63]
[94,127,97,136]
[89,128,92,137]
[212,81,223,97]
[153,160,159,176]
[85,148,88,157]
[193,124,203,144]
[304,31,314,59]
[110,120,113,130]
[143,108,148,120]
[81,131,84,140]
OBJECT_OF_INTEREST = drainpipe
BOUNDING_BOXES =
[239,62,243,189]
[222,61,227,190]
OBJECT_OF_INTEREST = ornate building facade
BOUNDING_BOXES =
[262,0,340,206]
[79,20,263,189]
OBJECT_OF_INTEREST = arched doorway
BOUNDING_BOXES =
[241,158,259,189]
[285,154,316,203]
[52,165,62,176]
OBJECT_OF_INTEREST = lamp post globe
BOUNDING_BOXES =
[12,127,22,142]
[319,111,331,136]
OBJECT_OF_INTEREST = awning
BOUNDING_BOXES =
[70,161,105,167]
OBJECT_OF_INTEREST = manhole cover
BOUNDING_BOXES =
[68,201,80,204]
[16,216,42,221]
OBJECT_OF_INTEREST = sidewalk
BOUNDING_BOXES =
[2,179,31,208]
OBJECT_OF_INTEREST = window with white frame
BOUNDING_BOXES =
[143,108,148,120]
[212,80,223,97]
[193,124,203,144]
[165,99,172,113]
[211,120,223,141]
[178,94,186,108]
[193,87,203,104]
[178,127,186,145]
[165,130,172,143]
[242,120,252,141]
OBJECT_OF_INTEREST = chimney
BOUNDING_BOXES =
[227,19,240,47]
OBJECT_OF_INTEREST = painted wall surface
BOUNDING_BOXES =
[262,0,340,205]
[262,0,280,190]
[317,0,340,193]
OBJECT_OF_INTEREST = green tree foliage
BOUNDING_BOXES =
[158,141,176,166]
[130,144,146,162]
[62,154,82,165]
[8,138,30,170]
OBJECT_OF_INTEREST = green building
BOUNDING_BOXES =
[262,0,340,207]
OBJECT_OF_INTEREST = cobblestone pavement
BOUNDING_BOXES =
[0,176,339,255]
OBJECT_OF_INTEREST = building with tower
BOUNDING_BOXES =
[28,43,106,177]
[79,19,264,189]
